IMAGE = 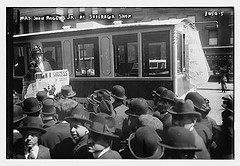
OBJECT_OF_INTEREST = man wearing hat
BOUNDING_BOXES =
[185,92,214,151]
[152,86,167,110]
[125,98,154,135]
[13,105,27,144]
[159,126,202,159]
[153,89,176,130]
[22,97,43,117]
[65,104,93,159]
[36,91,48,103]
[211,98,234,159]
[85,113,122,159]
[122,126,164,159]
[55,85,79,121]
[168,99,210,159]
[13,116,51,159]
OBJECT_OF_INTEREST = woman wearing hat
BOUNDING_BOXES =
[85,113,122,159]
[168,99,211,159]
[13,116,51,159]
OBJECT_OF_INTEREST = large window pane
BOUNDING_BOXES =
[142,31,170,77]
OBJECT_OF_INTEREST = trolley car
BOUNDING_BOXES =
[13,18,209,100]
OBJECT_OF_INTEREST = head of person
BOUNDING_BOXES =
[93,89,114,104]
[17,116,46,149]
[36,91,48,103]
[31,45,44,65]
[13,104,27,129]
[152,86,167,106]
[86,93,99,113]
[61,85,76,99]
[125,98,153,133]
[221,99,234,125]
[85,113,118,153]
[111,85,127,106]
[22,97,43,117]
[159,126,201,159]
[65,104,91,141]
[185,92,211,119]
[128,126,164,159]
[41,97,56,120]
[95,99,116,118]
[157,89,176,114]
[169,99,201,131]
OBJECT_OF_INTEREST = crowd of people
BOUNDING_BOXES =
[11,82,234,159]
[10,45,234,160]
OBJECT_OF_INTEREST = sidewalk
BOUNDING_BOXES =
[196,82,234,125]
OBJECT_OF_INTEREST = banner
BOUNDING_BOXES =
[35,69,69,98]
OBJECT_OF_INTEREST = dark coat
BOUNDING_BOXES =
[153,111,172,130]
[13,143,51,159]
[98,149,122,159]
[40,121,72,151]
[195,122,213,150]
[72,135,93,159]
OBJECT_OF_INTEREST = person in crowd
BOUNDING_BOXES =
[44,50,57,70]
[168,99,211,159]
[85,113,122,159]
[86,93,99,113]
[36,91,48,103]
[159,126,202,159]
[22,97,43,117]
[111,85,129,132]
[185,92,214,150]
[95,99,117,118]
[211,99,234,159]
[93,89,114,104]
[25,45,52,81]
[13,116,51,159]
[13,105,27,144]
[153,89,176,130]
[54,85,78,121]
[219,73,227,93]
[125,98,154,135]
[40,97,58,128]
[65,104,93,159]
[127,126,164,159]
[152,86,167,110]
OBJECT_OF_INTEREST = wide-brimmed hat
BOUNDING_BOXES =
[185,92,209,114]
[84,113,118,138]
[31,45,43,56]
[87,94,99,106]
[65,104,91,124]
[111,85,127,100]
[159,89,176,104]
[152,86,167,97]
[168,99,201,119]
[61,85,76,98]
[42,97,56,115]
[22,97,43,115]
[13,105,27,124]
[93,89,114,104]
[36,91,48,102]
[95,100,117,118]
[128,126,164,159]
[125,98,153,117]
[17,116,46,134]
[159,126,202,151]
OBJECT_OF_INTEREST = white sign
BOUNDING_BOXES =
[35,69,69,97]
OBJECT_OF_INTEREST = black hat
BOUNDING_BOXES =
[168,99,201,119]
[65,104,91,124]
[152,86,167,97]
[95,99,117,118]
[159,126,202,151]
[41,97,56,115]
[36,91,48,102]
[85,113,118,138]
[13,105,27,124]
[22,97,42,115]
[17,116,46,134]
[125,98,153,117]
[128,126,164,159]
[160,89,176,104]
[111,85,127,100]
